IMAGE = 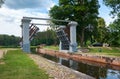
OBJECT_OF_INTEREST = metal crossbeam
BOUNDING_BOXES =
[30,23,65,28]
[30,23,51,26]
[23,17,71,22]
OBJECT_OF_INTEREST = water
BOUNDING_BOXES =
[31,48,120,79]
[42,54,120,79]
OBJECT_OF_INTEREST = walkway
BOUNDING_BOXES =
[0,50,6,64]
[0,50,4,59]
[28,54,95,79]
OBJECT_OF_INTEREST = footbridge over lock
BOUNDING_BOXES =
[20,16,78,53]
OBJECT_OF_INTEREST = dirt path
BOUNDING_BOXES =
[28,54,95,79]
[0,50,4,59]
[0,50,6,64]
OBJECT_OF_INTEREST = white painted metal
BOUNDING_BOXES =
[59,41,62,51]
[68,21,78,52]
[23,17,71,22]
[21,16,78,53]
[21,18,31,53]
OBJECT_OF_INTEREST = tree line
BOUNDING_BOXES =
[0,29,57,47]
[31,28,58,46]
[0,34,20,47]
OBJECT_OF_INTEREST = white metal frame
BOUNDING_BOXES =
[21,17,77,53]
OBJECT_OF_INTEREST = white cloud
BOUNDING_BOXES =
[4,0,55,10]
[0,0,55,36]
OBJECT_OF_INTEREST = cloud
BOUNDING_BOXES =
[0,0,56,36]
[4,0,55,10]
[0,4,52,36]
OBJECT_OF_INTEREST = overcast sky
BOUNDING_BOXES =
[0,0,114,37]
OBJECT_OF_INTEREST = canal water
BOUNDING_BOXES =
[31,48,120,79]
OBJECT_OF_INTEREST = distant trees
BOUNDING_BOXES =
[0,34,20,47]
[0,30,57,47]
[31,28,58,46]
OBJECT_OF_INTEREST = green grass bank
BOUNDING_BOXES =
[44,46,120,57]
[0,50,49,79]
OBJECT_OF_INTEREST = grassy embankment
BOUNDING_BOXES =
[44,46,120,57]
[88,47,120,57]
[44,46,59,50]
[0,49,49,79]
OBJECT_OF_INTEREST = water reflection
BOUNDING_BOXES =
[69,60,78,70]
[77,61,108,79]
[106,69,120,79]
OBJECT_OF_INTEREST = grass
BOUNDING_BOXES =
[44,46,59,50]
[88,47,120,57]
[0,50,49,79]
[0,46,20,48]
[0,46,20,51]
[43,45,120,57]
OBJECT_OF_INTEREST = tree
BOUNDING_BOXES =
[97,17,106,28]
[103,0,120,17]
[0,34,20,47]
[107,18,120,46]
[49,0,100,47]
[103,0,120,46]
[95,17,109,43]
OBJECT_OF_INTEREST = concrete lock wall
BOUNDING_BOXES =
[36,48,120,70]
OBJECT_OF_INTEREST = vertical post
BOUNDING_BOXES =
[68,21,78,53]
[21,18,31,53]
[59,41,62,51]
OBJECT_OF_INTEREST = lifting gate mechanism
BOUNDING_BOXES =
[56,28,70,50]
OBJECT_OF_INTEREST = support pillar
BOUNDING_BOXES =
[68,21,78,53]
[21,18,31,53]
[59,41,62,51]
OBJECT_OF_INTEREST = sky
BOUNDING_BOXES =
[0,0,114,37]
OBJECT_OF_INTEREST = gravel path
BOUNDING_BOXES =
[28,54,95,79]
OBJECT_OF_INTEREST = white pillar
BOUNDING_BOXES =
[21,18,31,53]
[59,41,62,51]
[68,21,78,53]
